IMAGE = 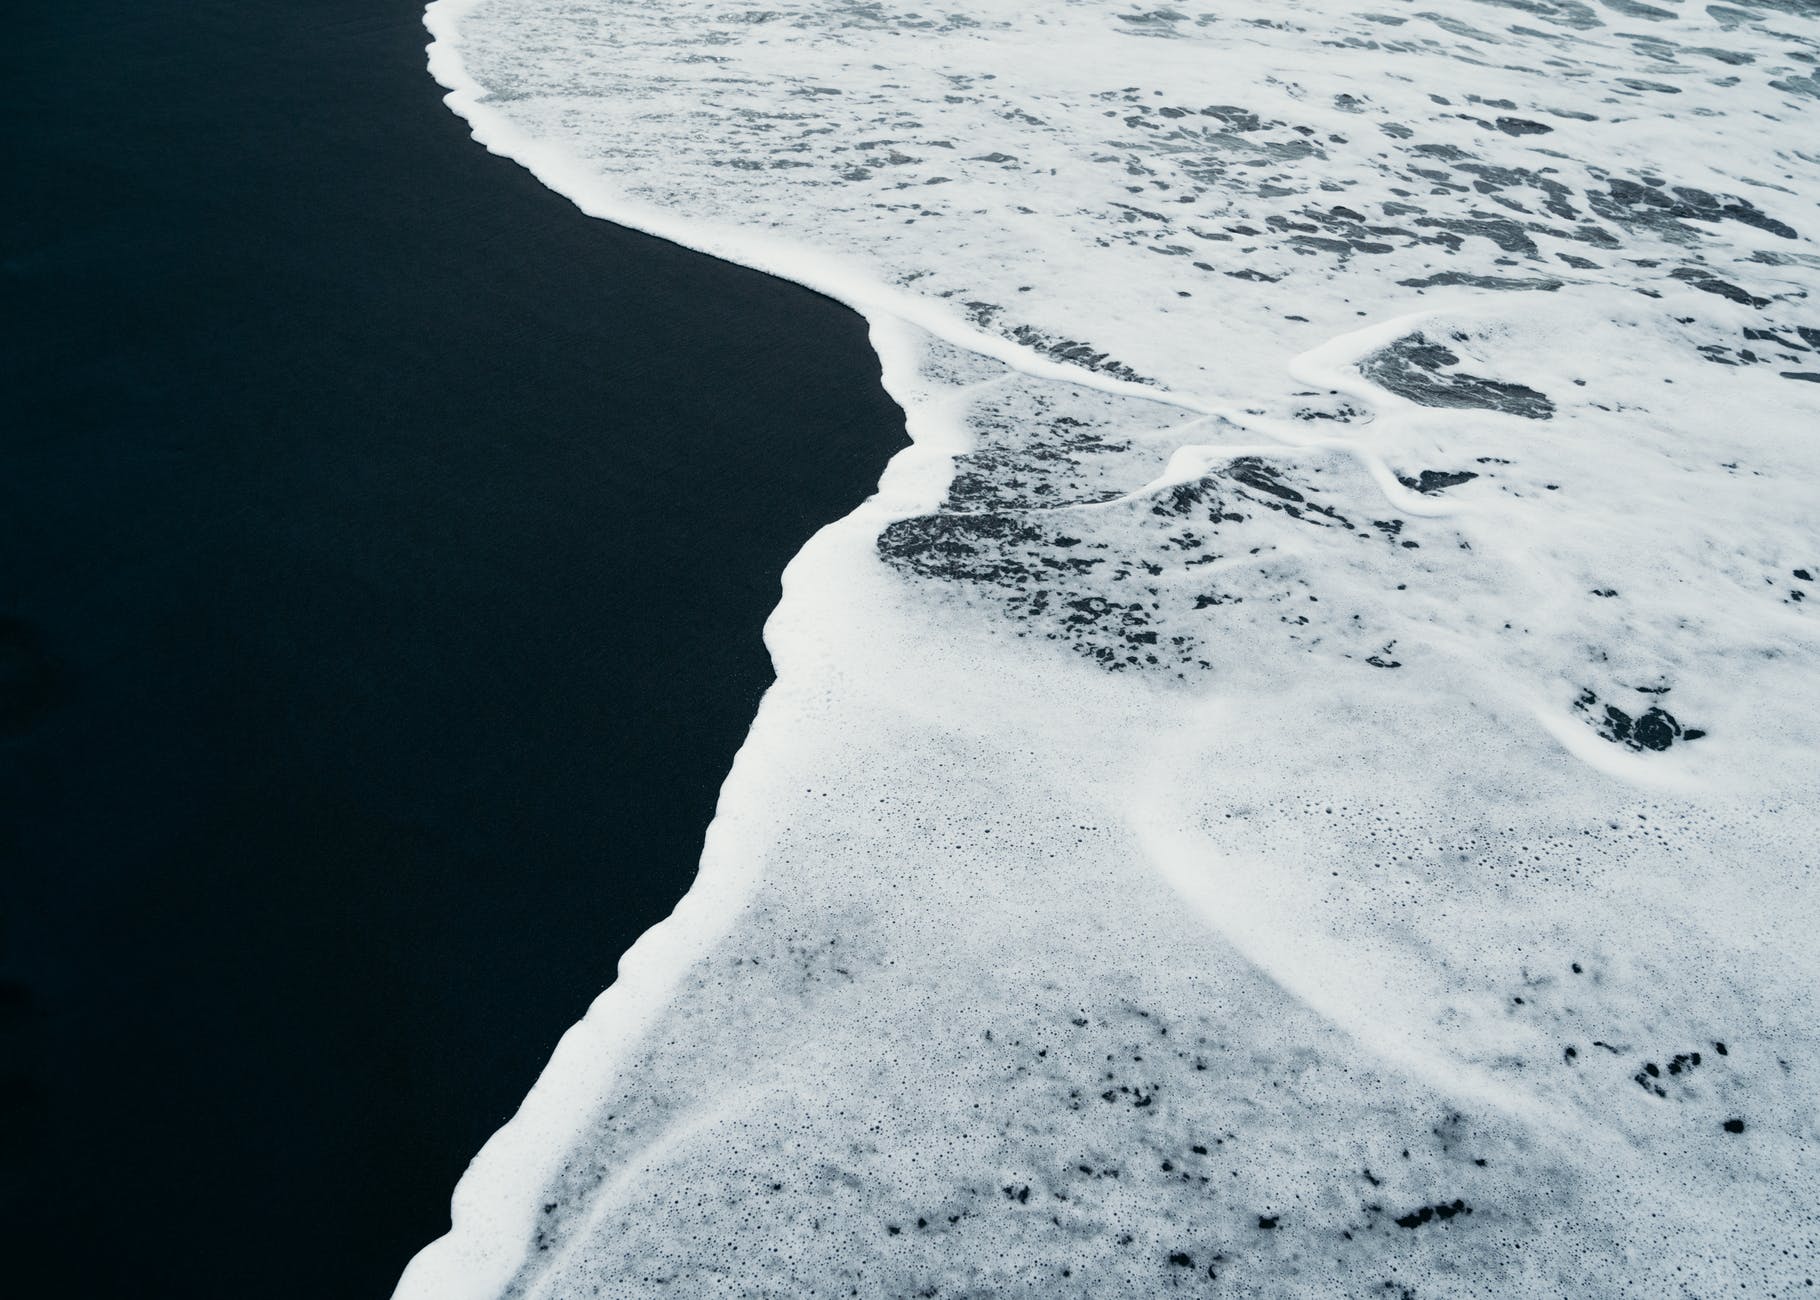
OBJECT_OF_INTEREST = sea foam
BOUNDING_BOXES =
[399,0,1820,1294]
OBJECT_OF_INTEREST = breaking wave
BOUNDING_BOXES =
[398,0,1820,1294]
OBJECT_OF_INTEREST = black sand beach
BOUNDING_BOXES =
[0,1,904,1294]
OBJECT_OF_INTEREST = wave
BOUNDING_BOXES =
[398,0,1820,1294]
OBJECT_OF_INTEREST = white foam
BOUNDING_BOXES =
[399,0,1820,1294]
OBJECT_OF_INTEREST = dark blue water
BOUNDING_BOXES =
[0,2,905,1295]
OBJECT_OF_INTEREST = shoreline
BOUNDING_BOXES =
[388,0,1820,1292]
[0,1,905,1295]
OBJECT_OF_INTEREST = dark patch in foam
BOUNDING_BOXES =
[1466,0,1604,30]
[1394,1198,1474,1228]
[877,419,1404,676]
[1572,688,1705,751]
[1671,266,1770,309]
[965,300,1149,384]
[1399,469,1481,494]
[1588,178,1799,242]
[1398,271,1564,291]
[1359,334,1556,418]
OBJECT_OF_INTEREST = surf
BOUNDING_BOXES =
[399,0,1820,1293]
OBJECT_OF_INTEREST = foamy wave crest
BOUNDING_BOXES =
[399,0,1820,1294]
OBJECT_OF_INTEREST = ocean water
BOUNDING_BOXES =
[1,1,902,1294]
[402,0,1820,1295]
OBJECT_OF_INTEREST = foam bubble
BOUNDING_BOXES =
[398,0,1820,1294]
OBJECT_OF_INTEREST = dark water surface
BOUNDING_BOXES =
[0,1,905,1294]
